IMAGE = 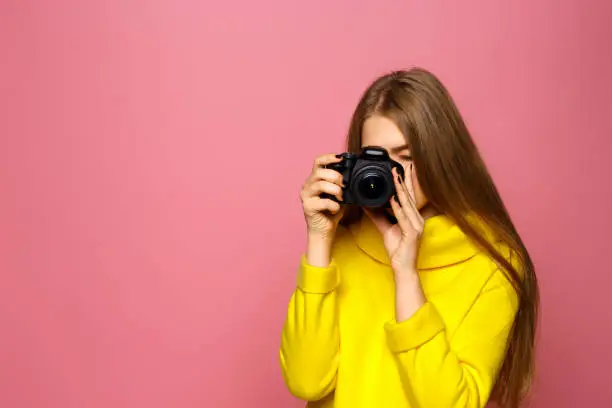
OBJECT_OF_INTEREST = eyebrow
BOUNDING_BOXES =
[389,144,411,153]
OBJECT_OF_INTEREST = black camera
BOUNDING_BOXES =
[322,146,405,208]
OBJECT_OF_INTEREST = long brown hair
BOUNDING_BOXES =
[341,68,539,408]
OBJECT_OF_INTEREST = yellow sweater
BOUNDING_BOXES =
[280,214,519,408]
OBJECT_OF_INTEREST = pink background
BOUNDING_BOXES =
[2,1,611,407]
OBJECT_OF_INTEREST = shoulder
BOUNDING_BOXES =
[465,213,526,282]
[468,241,521,308]
[445,235,520,290]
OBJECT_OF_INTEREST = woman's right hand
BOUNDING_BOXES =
[300,153,345,242]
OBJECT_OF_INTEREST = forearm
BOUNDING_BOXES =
[387,295,484,407]
[280,254,340,400]
[306,232,334,267]
[391,269,479,406]
[386,270,517,408]
[394,268,426,322]
[280,288,339,400]
[390,331,483,407]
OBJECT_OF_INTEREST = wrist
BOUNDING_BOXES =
[393,265,419,279]
[393,267,422,291]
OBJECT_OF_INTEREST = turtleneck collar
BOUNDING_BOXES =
[349,214,484,270]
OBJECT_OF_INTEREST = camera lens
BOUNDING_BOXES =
[350,162,394,208]
[358,174,387,200]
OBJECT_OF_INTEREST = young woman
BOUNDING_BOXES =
[279,68,539,408]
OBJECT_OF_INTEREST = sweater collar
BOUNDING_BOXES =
[349,214,483,270]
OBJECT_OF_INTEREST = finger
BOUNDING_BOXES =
[311,167,344,186]
[363,208,392,235]
[389,194,412,233]
[307,180,343,201]
[305,197,341,214]
[392,167,421,228]
[404,163,418,205]
[404,164,425,225]
[313,153,343,171]
[403,169,425,230]
[392,167,413,210]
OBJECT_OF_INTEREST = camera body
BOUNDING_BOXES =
[323,146,405,208]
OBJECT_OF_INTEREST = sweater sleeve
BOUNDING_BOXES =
[384,269,519,408]
[279,255,341,401]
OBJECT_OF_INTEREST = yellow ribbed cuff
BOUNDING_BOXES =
[384,302,445,353]
[297,255,340,294]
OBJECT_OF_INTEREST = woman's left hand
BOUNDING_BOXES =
[365,164,424,274]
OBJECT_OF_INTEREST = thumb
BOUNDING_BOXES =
[364,208,392,235]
